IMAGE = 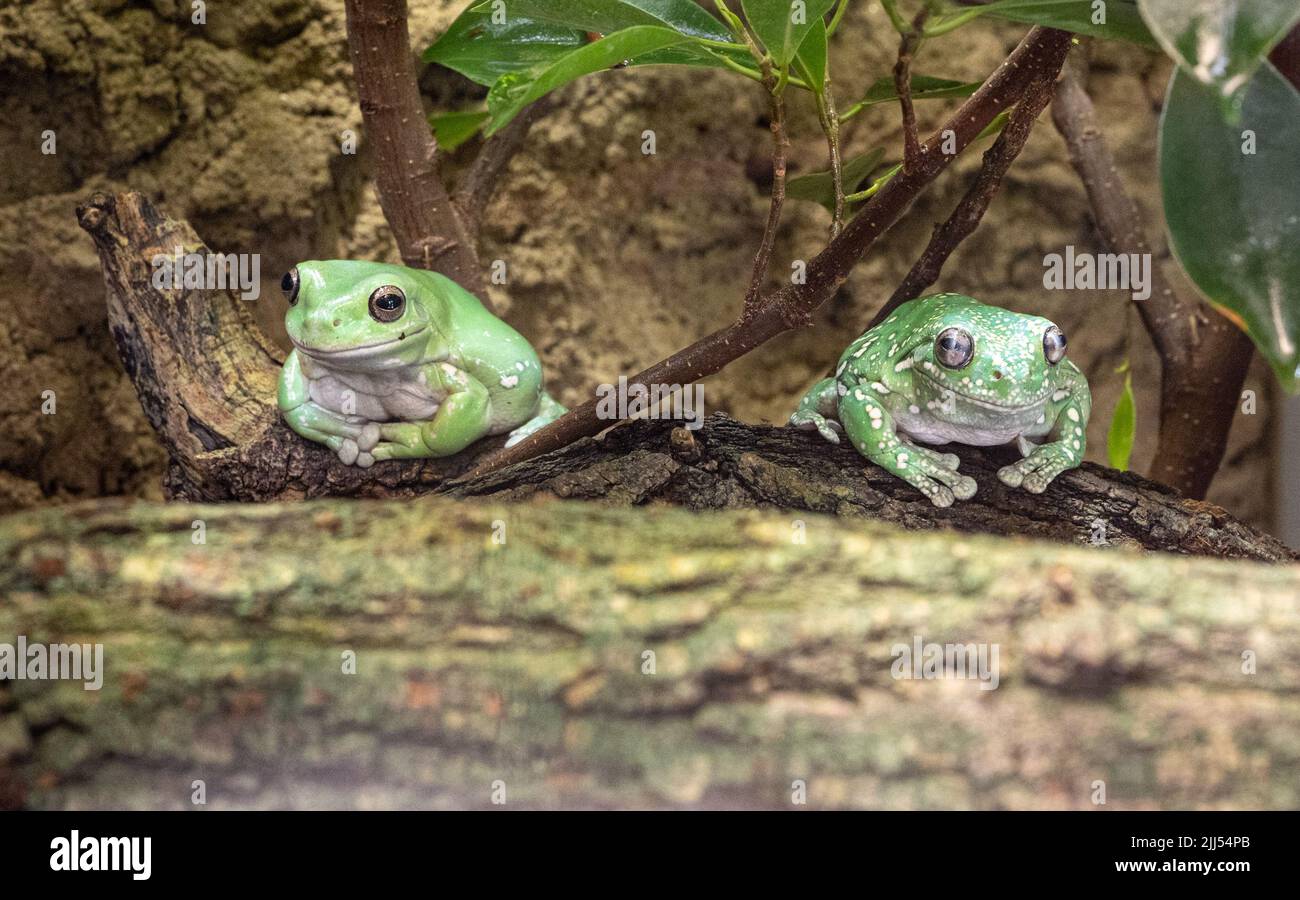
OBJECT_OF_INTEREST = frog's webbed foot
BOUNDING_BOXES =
[998,442,1077,493]
[504,392,567,448]
[789,410,843,445]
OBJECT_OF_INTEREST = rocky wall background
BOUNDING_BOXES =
[0,0,1277,526]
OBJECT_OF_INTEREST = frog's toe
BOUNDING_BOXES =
[355,451,375,469]
[1023,472,1051,493]
[952,475,978,500]
[939,452,961,470]
[357,423,381,452]
[997,463,1025,488]
[926,483,956,508]
[337,438,360,466]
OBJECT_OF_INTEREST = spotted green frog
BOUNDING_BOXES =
[278,260,564,466]
[791,293,1091,507]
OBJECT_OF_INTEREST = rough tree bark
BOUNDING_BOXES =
[74,191,1290,560]
[3,497,1299,810]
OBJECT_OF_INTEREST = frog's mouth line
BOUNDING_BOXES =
[914,370,1052,412]
[291,325,427,358]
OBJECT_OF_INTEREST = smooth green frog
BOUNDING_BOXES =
[278,260,564,466]
[791,293,1091,507]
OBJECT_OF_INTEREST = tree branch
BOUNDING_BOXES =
[343,0,485,298]
[469,27,1074,477]
[5,492,1298,809]
[1050,50,1253,499]
[452,98,552,235]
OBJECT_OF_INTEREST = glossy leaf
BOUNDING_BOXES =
[486,26,692,134]
[787,147,886,211]
[469,0,735,41]
[1107,371,1136,471]
[428,109,491,151]
[1138,0,1300,105]
[1159,61,1300,389]
[423,9,584,85]
[425,3,754,88]
[741,0,839,65]
[938,0,1159,49]
[794,16,828,91]
[858,74,982,107]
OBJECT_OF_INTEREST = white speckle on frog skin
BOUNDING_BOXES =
[854,389,866,401]
[1037,414,1046,424]
[894,359,912,372]
[897,452,909,468]
[1073,440,1080,449]
[1075,427,1082,435]
[1053,390,1069,402]
[500,375,519,388]
[853,346,868,358]
[516,361,525,371]
[872,382,889,394]
[909,404,920,414]
[837,382,848,396]
[837,362,847,376]
[1067,408,1080,422]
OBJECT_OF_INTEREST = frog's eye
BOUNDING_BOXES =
[1043,325,1067,365]
[368,285,406,323]
[934,327,974,369]
[281,267,299,305]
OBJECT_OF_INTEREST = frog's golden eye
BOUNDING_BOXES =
[281,267,299,305]
[935,327,974,369]
[1043,325,1067,365]
[368,285,406,323]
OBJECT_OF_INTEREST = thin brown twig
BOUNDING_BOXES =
[744,61,789,313]
[1049,47,1253,499]
[895,8,931,174]
[868,51,1061,328]
[465,27,1074,478]
[453,97,553,235]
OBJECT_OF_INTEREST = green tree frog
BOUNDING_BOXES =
[277,260,565,467]
[790,293,1091,507]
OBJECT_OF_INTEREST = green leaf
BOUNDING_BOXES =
[794,16,828,91]
[859,74,983,107]
[1107,371,1136,471]
[428,109,491,151]
[741,0,838,65]
[935,0,1159,49]
[423,8,584,86]
[1159,61,1300,390]
[424,3,755,89]
[1138,0,1300,107]
[467,0,735,41]
[786,147,886,211]
[485,26,693,134]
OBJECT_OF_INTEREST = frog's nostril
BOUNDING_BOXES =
[992,370,1003,380]
[332,319,341,328]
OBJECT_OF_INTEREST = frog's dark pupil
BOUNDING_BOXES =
[281,272,294,292]
[378,295,399,310]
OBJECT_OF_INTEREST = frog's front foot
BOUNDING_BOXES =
[997,444,1075,493]
[789,410,843,444]
[336,437,376,468]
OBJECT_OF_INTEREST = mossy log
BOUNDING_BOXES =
[2,497,1299,810]
[75,191,1291,562]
